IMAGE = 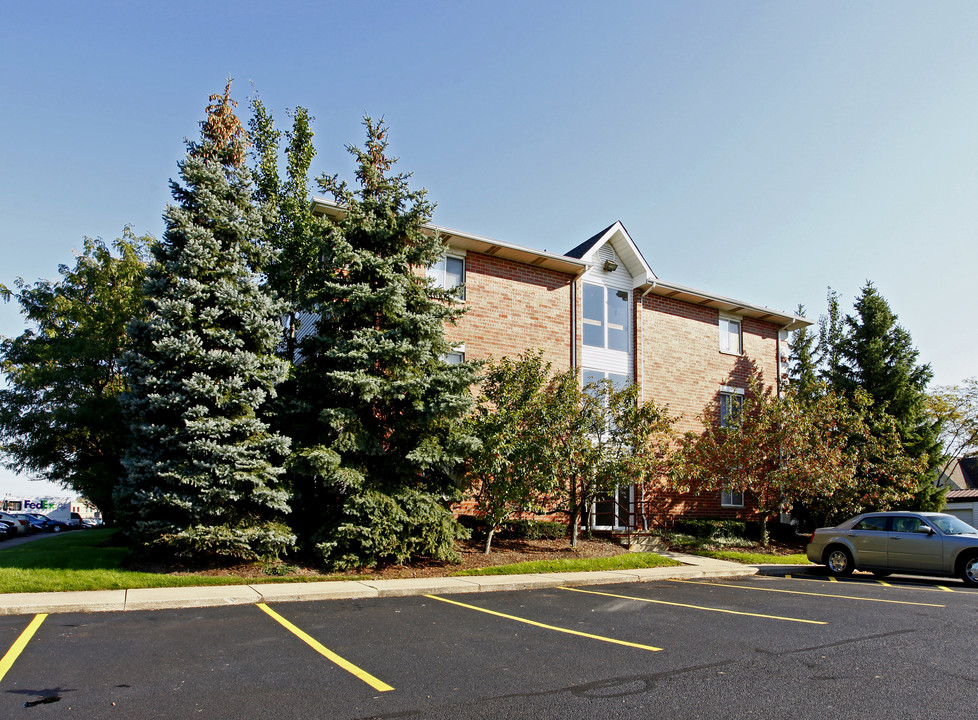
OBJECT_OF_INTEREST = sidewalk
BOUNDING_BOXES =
[0,552,757,616]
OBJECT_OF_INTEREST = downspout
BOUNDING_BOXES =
[639,283,656,402]
[569,267,587,547]
[637,282,656,531]
[570,267,587,372]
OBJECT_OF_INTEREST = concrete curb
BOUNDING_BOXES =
[0,554,757,616]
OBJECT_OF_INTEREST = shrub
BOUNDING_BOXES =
[314,489,469,571]
[506,519,567,540]
[671,518,749,541]
[153,521,296,562]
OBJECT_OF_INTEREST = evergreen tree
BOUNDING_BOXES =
[830,282,940,471]
[788,303,819,401]
[293,117,478,568]
[817,288,845,386]
[117,82,293,560]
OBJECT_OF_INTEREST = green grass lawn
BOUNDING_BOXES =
[451,552,681,576]
[0,530,685,593]
[690,549,812,565]
[0,530,332,594]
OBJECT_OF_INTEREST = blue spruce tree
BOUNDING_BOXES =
[117,82,293,560]
[292,118,478,569]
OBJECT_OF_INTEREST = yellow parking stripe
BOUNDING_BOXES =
[560,586,826,625]
[256,604,393,692]
[828,576,837,582]
[670,579,944,607]
[0,614,47,683]
[876,580,892,587]
[789,573,962,594]
[424,595,662,652]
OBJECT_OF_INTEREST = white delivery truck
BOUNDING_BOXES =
[45,502,82,526]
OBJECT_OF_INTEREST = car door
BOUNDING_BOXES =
[847,515,889,567]
[887,515,943,572]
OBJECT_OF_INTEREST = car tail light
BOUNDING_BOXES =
[808,533,814,544]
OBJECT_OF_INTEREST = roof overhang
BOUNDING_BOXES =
[310,196,587,275]
[311,197,812,329]
[639,278,812,329]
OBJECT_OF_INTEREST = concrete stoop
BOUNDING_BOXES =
[605,532,668,553]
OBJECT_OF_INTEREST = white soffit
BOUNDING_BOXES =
[310,197,811,329]
[642,278,812,329]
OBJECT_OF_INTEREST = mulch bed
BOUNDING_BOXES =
[126,533,810,580]
[126,537,631,580]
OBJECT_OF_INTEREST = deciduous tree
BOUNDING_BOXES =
[0,230,150,524]
[249,98,328,363]
[544,374,676,547]
[928,378,978,481]
[465,353,559,553]
[672,379,858,545]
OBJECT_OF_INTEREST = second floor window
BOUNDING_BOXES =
[719,391,743,427]
[428,256,465,298]
[583,283,629,351]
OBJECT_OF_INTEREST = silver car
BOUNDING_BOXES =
[806,511,978,586]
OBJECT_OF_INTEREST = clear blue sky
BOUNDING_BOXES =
[2,0,976,495]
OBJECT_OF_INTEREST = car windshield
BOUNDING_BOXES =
[930,515,978,535]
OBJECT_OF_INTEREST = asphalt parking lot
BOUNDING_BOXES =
[1,571,975,719]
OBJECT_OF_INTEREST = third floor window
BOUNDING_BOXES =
[583,283,629,351]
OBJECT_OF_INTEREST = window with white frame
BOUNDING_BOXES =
[721,488,744,507]
[443,350,465,365]
[583,283,629,351]
[583,370,630,391]
[719,386,744,427]
[428,255,465,298]
[719,314,742,354]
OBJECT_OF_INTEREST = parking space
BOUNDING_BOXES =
[1,576,976,718]
[758,564,978,593]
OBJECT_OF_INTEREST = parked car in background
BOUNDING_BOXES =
[10,513,44,533]
[807,511,978,587]
[38,518,73,533]
[0,520,15,540]
[0,512,32,535]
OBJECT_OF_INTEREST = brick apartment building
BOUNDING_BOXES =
[312,198,812,532]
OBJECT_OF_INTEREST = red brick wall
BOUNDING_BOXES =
[638,294,781,522]
[446,252,575,370]
[449,253,786,528]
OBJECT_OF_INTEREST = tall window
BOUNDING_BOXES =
[583,370,630,390]
[428,256,465,298]
[719,390,743,427]
[583,283,629,351]
[719,315,741,354]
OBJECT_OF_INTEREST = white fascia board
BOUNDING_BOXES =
[578,222,657,284]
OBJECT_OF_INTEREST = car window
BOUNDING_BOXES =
[853,516,888,531]
[891,516,928,533]
[931,515,978,535]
